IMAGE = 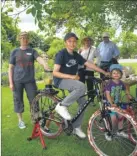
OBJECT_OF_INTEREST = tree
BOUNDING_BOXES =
[119,32,137,58]
[28,31,50,51]
[12,0,137,34]
[1,12,20,60]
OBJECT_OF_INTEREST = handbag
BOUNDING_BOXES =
[78,47,91,82]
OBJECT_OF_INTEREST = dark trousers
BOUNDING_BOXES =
[78,69,94,101]
[13,82,37,113]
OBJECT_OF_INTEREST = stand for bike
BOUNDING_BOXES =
[27,122,47,149]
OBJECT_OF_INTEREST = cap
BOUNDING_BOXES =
[64,32,78,41]
[102,32,110,38]
[109,64,123,72]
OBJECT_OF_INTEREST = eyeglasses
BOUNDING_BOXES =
[20,36,29,40]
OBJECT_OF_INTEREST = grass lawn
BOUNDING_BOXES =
[2,83,99,156]
[2,75,137,156]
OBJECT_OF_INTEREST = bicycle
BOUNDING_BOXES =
[31,75,137,156]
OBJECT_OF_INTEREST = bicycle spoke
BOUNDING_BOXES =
[88,110,137,156]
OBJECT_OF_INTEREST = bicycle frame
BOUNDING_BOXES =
[71,77,103,123]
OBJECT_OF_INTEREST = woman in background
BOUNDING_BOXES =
[78,37,97,104]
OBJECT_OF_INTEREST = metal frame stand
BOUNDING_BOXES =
[27,122,47,149]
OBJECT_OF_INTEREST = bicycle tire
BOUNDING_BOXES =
[88,107,137,156]
[31,93,63,138]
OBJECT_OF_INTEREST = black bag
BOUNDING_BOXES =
[111,58,119,64]
[78,68,86,82]
[78,47,91,82]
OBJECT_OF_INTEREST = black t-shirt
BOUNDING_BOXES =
[9,47,39,83]
[53,48,86,87]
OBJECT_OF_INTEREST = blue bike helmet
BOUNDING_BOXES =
[109,64,123,72]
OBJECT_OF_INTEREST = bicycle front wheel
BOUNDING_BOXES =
[31,93,63,138]
[88,107,137,156]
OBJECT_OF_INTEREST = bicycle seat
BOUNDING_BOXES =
[52,85,66,97]
[53,85,66,92]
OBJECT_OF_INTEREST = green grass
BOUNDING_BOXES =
[2,84,98,156]
[2,82,137,156]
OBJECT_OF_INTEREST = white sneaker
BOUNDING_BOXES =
[117,131,128,138]
[55,103,71,120]
[18,121,26,129]
[105,132,112,141]
[73,127,86,139]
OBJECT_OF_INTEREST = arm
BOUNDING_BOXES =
[36,56,50,70]
[124,83,132,100]
[8,64,14,91]
[53,64,79,80]
[84,61,109,76]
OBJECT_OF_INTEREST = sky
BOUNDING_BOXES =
[17,11,38,32]
[5,2,39,32]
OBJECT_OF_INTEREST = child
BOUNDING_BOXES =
[104,64,132,141]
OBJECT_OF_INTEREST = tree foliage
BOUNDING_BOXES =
[1,11,20,60]
[14,0,137,34]
[119,32,137,58]
[28,31,50,51]
[2,0,137,60]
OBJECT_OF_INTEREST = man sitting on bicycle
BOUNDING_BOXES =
[53,32,109,139]
[104,64,132,141]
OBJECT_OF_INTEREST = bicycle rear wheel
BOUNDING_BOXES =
[88,107,137,156]
[31,93,63,138]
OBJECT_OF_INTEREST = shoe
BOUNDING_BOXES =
[117,131,128,138]
[105,132,112,141]
[18,121,26,129]
[73,127,86,139]
[55,103,71,120]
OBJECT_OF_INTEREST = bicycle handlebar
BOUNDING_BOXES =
[44,70,53,73]
[85,76,111,83]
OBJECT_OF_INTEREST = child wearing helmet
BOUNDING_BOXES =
[104,64,132,141]
[106,64,131,106]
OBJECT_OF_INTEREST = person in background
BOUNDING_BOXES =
[8,31,49,129]
[78,37,97,104]
[53,32,109,139]
[97,32,120,77]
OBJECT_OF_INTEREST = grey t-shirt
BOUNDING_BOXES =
[9,47,39,83]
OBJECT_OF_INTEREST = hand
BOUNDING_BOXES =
[104,72,110,77]
[70,75,80,80]
[111,103,117,107]
[44,65,51,71]
[9,84,14,91]
[127,94,132,100]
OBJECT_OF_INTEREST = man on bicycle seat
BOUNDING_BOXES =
[53,32,109,139]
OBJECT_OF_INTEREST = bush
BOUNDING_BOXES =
[2,61,9,73]
[35,72,45,81]
[1,75,9,86]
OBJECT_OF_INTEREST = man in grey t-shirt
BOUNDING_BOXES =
[8,31,49,129]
